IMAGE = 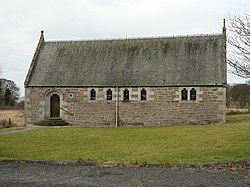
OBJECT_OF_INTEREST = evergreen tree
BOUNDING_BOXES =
[4,88,14,106]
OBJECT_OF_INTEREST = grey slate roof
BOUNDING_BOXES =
[25,33,226,87]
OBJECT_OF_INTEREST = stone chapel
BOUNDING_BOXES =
[24,23,227,126]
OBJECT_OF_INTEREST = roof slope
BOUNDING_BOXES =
[25,34,226,87]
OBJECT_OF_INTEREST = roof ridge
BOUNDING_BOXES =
[45,33,222,43]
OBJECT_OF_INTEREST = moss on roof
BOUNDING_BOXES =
[26,34,226,87]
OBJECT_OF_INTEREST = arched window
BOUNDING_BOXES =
[123,89,129,101]
[107,89,112,100]
[181,88,188,100]
[141,88,147,100]
[90,89,96,100]
[190,88,196,101]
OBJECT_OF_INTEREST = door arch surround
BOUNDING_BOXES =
[43,89,63,119]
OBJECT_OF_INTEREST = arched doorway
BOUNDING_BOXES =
[50,94,60,118]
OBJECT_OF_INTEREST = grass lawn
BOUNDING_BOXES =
[0,114,249,164]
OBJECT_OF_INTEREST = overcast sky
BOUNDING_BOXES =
[0,0,249,96]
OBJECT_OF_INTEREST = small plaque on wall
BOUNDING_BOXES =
[68,92,75,101]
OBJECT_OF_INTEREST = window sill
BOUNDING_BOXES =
[179,100,198,103]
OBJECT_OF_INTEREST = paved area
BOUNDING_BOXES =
[0,162,249,186]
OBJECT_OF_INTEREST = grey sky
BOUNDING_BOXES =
[0,0,249,96]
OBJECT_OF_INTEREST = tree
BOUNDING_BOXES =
[227,14,250,78]
[228,83,250,109]
[0,78,20,106]
[226,84,232,107]
[4,88,14,106]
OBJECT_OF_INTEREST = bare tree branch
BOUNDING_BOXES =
[227,13,250,78]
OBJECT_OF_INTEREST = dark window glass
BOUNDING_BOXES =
[124,89,129,101]
[190,88,196,101]
[181,88,188,100]
[141,88,147,100]
[107,89,112,100]
[90,89,96,100]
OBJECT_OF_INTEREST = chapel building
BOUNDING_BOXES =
[24,23,227,126]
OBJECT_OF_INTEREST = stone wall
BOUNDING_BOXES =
[25,86,226,126]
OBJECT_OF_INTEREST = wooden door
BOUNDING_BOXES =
[50,94,60,118]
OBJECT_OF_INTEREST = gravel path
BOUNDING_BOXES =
[0,162,249,187]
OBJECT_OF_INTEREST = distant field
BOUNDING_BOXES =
[0,109,25,127]
[0,114,249,164]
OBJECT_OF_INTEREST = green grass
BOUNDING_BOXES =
[0,114,249,164]
[226,113,250,124]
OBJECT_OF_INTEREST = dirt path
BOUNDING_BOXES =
[0,162,249,187]
[0,125,43,135]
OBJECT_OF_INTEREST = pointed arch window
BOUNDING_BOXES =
[141,88,147,100]
[90,89,96,100]
[123,89,129,101]
[181,88,188,100]
[190,88,196,101]
[107,89,112,100]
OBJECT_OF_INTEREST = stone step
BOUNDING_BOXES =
[34,118,70,126]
